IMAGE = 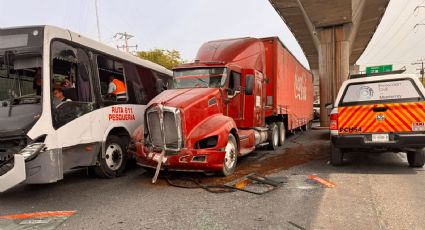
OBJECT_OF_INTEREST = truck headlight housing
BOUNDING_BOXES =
[18,143,45,162]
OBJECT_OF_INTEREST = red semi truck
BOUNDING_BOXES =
[133,37,313,177]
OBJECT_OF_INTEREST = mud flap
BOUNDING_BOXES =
[0,155,26,192]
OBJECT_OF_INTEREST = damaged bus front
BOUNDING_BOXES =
[0,27,45,191]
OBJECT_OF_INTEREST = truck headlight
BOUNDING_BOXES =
[18,143,45,161]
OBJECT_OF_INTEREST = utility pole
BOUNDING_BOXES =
[412,59,425,83]
[114,32,138,53]
[95,0,101,42]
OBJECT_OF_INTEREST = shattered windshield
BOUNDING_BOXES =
[0,53,43,104]
[173,67,227,89]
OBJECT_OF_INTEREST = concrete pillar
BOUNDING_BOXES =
[318,25,351,127]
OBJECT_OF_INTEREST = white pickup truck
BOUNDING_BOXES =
[329,74,425,167]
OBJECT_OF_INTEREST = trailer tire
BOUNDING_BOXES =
[93,135,128,178]
[267,123,279,150]
[276,122,286,146]
[219,134,238,176]
[330,143,344,166]
[407,148,425,168]
[302,121,312,131]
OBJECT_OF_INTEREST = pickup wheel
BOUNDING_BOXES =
[276,122,286,146]
[219,134,238,176]
[267,123,279,150]
[407,148,425,167]
[330,143,344,166]
[93,135,128,178]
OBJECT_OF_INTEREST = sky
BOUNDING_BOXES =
[0,0,424,76]
[0,0,308,67]
[357,0,425,76]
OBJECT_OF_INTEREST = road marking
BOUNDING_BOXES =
[0,210,76,220]
[308,175,336,188]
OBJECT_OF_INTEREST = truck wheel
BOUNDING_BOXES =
[267,123,279,150]
[94,135,128,178]
[407,148,425,167]
[219,134,238,176]
[302,121,312,131]
[330,143,344,166]
[276,122,286,146]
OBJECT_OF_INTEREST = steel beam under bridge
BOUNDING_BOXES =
[269,0,389,126]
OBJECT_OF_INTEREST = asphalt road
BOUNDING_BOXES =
[1,128,424,229]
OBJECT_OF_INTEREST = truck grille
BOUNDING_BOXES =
[146,105,182,151]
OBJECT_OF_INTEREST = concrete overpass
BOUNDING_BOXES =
[269,0,390,126]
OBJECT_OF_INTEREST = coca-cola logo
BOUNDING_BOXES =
[294,74,307,101]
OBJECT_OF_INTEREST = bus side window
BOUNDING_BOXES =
[96,55,127,103]
[51,41,94,129]
[122,62,145,105]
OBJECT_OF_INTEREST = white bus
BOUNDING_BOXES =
[0,25,172,192]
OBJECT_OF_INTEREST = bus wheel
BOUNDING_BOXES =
[267,123,279,150]
[94,135,128,178]
[276,122,286,146]
[219,134,238,176]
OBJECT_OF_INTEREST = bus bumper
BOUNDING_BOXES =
[0,155,26,192]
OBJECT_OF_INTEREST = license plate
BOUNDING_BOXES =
[371,134,389,142]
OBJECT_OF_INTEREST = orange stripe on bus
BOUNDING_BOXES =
[0,211,77,220]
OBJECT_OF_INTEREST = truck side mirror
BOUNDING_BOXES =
[245,75,254,95]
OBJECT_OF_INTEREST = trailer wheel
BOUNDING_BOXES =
[267,123,279,150]
[93,135,128,178]
[302,121,312,131]
[330,143,344,166]
[407,148,425,167]
[219,134,238,176]
[276,122,286,146]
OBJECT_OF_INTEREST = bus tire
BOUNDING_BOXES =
[407,148,425,168]
[276,122,286,146]
[267,123,279,150]
[219,134,238,176]
[94,135,128,178]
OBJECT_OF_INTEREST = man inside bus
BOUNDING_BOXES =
[107,75,127,100]
[53,88,72,108]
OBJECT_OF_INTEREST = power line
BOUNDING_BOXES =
[114,32,138,53]
[95,0,101,42]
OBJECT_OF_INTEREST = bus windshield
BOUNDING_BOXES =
[173,67,227,89]
[0,52,43,104]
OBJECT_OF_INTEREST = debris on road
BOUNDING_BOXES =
[224,173,287,195]
[0,210,76,230]
[307,175,336,188]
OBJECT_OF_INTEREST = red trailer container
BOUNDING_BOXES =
[262,37,313,130]
[133,37,313,178]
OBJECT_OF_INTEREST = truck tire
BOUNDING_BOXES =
[93,135,128,178]
[330,143,344,166]
[219,134,238,176]
[302,121,312,131]
[276,122,286,146]
[267,123,279,150]
[407,148,425,167]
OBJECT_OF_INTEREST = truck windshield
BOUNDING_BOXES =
[0,52,43,104]
[340,79,424,106]
[173,67,227,89]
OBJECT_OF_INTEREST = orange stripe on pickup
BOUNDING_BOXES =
[0,211,77,220]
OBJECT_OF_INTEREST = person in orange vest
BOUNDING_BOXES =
[108,75,127,100]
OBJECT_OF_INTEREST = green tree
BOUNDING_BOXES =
[136,49,184,70]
